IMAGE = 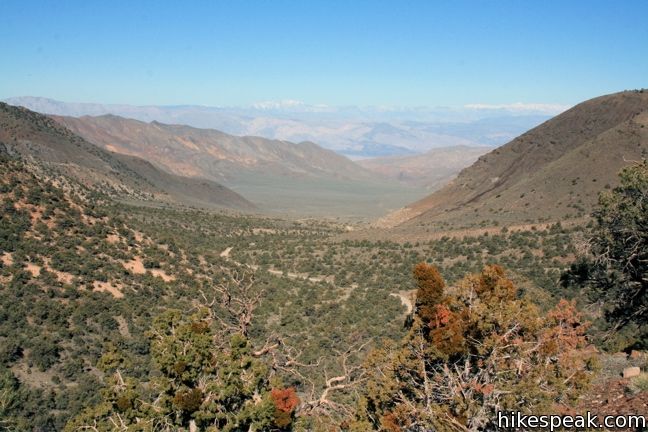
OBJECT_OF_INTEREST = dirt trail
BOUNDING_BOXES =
[221,247,409,311]
[220,247,332,283]
[346,217,589,243]
[390,290,415,314]
[93,281,124,298]
[1,253,13,266]
[25,263,41,277]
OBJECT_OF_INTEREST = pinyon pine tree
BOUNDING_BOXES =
[350,265,597,432]
[65,309,299,431]
[562,160,648,349]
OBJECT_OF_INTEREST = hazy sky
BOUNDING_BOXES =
[1,0,646,108]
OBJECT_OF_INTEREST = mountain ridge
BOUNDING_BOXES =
[0,102,256,211]
[375,90,648,233]
[5,96,552,157]
[51,113,378,182]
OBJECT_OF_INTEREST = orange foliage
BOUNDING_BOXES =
[541,299,589,356]
[476,264,516,301]
[433,303,452,327]
[354,264,596,432]
[271,387,300,429]
[271,387,300,413]
[481,383,494,396]
[429,304,467,357]
[411,264,469,356]
[413,263,445,323]
[380,412,402,432]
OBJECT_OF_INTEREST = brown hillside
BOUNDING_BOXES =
[358,145,489,190]
[51,114,379,183]
[377,90,648,232]
[0,102,255,211]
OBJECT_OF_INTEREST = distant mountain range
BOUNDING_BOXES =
[5,96,554,158]
[0,103,255,211]
[377,90,648,232]
[358,145,490,190]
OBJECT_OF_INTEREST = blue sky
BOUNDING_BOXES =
[1,0,646,108]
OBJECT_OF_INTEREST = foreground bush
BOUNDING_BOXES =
[350,264,597,432]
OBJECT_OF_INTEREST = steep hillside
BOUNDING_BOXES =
[50,114,425,217]
[378,90,648,232]
[0,103,255,211]
[358,145,489,190]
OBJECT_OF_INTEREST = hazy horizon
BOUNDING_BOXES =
[4,94,557,157]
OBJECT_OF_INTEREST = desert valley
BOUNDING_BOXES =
[1,2,647,431]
